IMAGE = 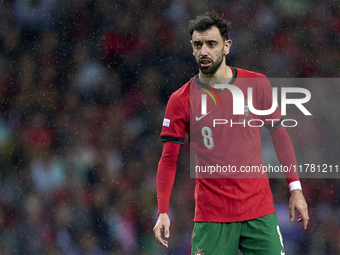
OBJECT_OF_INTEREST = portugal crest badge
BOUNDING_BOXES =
[243,99,252,119]
[239,98,252,122]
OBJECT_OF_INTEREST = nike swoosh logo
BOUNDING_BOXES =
[195,112,210,121]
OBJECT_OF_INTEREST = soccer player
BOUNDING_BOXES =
[153,12,309,254]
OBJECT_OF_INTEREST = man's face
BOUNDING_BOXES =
[191,26,231,75]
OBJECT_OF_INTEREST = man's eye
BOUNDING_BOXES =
[195,44,201,49]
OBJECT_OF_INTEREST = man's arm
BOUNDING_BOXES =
[153,141,181,247]
[268,125,309,229]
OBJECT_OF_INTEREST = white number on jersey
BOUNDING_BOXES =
[201,126,214,150]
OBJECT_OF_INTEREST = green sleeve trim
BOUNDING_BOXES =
[161,136,184,144]
[265,117,283,130]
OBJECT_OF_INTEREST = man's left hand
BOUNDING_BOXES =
[289,189,309,229]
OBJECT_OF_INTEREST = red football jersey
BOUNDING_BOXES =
[161,67,283,222]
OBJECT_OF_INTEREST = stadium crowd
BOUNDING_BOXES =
[0,0,339,254]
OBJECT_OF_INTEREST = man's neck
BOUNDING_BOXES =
[199,65,233,87]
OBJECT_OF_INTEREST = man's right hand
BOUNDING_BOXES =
[153,213,170,248]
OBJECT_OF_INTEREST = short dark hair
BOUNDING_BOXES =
[189,11,231,40]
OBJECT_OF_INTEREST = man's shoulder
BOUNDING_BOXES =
[235,67,267,79]
[170,77,195,99]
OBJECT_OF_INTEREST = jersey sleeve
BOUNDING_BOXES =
[161,93,189,144]
[261,77,282,128]
[156,142,181,214]
[268,125,300,184]
[259,78,299,184]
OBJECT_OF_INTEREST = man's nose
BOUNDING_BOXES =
[200,44,209,56]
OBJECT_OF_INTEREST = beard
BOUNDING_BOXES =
[196,50,224,75]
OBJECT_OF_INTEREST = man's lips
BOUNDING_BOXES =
[200,58,211,67]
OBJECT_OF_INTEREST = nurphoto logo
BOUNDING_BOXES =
[200,84,312,127]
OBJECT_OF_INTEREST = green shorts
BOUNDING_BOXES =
[191,214,285,255]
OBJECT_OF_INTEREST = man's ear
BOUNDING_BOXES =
[190,40,194,55]
[224,39,232,55]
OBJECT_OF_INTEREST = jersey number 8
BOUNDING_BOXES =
[201,126,214,150]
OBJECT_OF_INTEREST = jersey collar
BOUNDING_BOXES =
[195,66,238,93]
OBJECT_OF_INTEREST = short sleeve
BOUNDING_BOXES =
[161,93,189,144]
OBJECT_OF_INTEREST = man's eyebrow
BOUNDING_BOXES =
[192,40,202,44]
[206,40,218,43]
[192,39,218,44]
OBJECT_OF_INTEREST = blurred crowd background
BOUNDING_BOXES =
[0,0,339,254]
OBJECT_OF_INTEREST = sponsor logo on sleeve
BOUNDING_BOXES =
[163,118,170,127]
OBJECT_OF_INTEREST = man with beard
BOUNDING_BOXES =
[153,11,309,255]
